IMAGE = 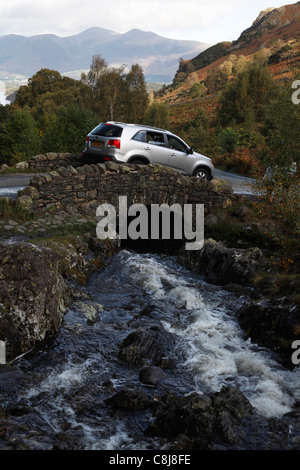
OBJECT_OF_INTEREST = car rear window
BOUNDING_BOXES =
[91,123,123,138]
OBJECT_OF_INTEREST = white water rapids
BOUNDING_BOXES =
[122,252,300,419]
[7,250,299,450]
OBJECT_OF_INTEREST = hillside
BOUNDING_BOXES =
[159,1,300,106]
[0,28,209,83]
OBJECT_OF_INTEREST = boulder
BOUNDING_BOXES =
[118,326,177,369]
[179,239,266,286]
[0,164,9,172]
[146,386,253,448]
[0,242,68,361]
[15,161,29,170]
[207,178,234,194]
[237,298,300,361]
[139,366,167,387]
[105,388,154,411]
[15,195,33,212]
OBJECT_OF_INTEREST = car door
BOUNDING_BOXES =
[166,135,192,174]
[143,131,171,167]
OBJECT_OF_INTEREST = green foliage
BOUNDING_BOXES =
[189,82,207,99]
[81,56,149,122]
[0,198,35,222]
[190,42,232,71]
[15,69,92,111]
[144,102,170,128]
[218,60,275,127]
[0,58,149,164]
[41,105,98,154]
[0,107,41,163]
[218,127,239,153]
[125,64,149,123]
[184,108,210,153]
[261,86,300,167]
[253,168,300,270]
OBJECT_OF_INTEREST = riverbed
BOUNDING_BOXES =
[0,249,299,450]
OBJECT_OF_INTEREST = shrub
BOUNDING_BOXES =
[252,168,300,270]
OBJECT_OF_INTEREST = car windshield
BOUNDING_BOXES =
[91,123,123,138]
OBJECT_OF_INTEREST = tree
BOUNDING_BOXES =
[82,56,148,122]
[15,68,93,118]
[218,60,275,126]
[144,102,170,128]
[252,85,300,268]
[219,127,239,153]
[125,64,149,123]
[261,86,300,167]
[81,55,108,117]
[101,66,127,121]
[189,82,207,99]
[81,55,108,88]
[15,69,64,107]
[186,108,210,153]
[0,107,40,164]
[41,105,98,154]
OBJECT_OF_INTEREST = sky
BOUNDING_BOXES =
[0,0,296,44]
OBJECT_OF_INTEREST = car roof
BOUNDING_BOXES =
[106,121,169,134]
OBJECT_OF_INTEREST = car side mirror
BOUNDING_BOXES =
[188,147,193,154]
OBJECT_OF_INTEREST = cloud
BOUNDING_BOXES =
[0,0,291,43]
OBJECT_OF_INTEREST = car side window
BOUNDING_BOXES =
[146,131,166,147]
[132,130,147,142]
[167,135,187,152]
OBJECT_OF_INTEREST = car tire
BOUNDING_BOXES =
[131,159,146,165]
[193,167,209,180]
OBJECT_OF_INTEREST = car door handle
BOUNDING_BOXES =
[170,152,176,157]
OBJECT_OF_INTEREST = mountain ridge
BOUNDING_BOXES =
[159,1,300,107]
[0,27,209,82]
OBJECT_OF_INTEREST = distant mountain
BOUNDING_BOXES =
[0,27,209,82]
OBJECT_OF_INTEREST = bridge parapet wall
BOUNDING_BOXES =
[20,161,236,215]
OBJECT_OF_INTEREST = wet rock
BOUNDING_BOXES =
[83,234,121,264]
[118,326,177,369]
[232,205,251,222]
[105,388,154,410]
[204,213,218,230]
[0,242,68,361]
[237,297,300,361]
[73,300,103,325]
[179,239,266,286]
[139,366,167,387]
[146,386,254,449]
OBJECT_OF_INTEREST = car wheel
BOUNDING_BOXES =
[193,168,209,180]
[132,159,146,165]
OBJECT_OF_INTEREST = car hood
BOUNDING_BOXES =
[193,151,212,163]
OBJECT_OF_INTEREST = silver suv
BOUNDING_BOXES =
[82,121,214,180]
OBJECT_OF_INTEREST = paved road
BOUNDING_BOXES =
[0,169,255,198]
[0,174,33,199]
[214,169,254,194]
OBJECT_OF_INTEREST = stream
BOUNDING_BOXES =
[0,250,299,450]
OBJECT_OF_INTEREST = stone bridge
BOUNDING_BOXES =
[19,153,237,217]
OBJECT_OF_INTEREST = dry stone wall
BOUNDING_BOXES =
[20,160,237,216]
[27,152,82,171]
